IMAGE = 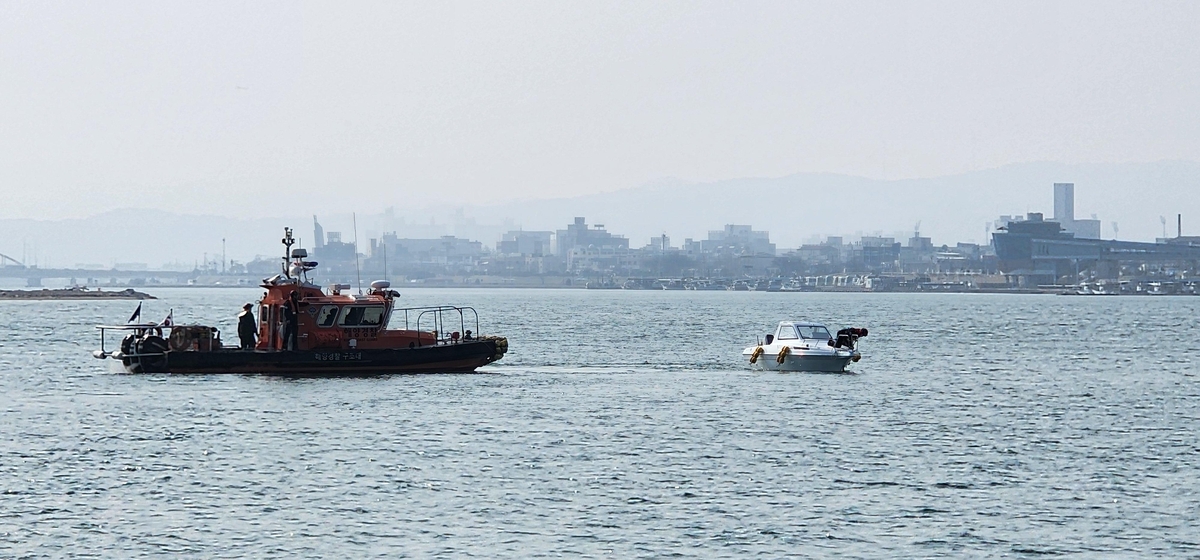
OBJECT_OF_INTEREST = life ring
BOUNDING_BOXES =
[776,346,790,364]
[749,346,763,364]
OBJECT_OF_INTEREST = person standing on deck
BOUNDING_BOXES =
[237,303,257,349]
[282,292,299,350]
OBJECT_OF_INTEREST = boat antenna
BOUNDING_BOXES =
[353,212,362,294]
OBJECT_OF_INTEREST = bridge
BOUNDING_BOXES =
[0,252,26,268]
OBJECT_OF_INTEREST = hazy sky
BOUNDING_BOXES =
[2,0,1199,221]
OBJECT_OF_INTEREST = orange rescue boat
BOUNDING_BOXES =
[93,228,508,375]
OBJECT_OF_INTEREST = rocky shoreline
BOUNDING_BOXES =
[0,288,155,300]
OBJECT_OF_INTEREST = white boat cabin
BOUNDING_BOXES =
[769,321,833,345]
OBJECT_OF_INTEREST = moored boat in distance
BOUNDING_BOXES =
[659,279,686,290]
[93,228,508,375]
[742,321,867,372]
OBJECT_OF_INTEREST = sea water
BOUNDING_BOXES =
[1,288,1197,558]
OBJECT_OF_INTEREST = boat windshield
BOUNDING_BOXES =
[338,306,386,327]
[797,325,832,340]
[316,305,339,327]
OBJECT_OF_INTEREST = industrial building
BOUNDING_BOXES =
[993,185,1200,286]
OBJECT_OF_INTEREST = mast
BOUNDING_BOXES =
[281,227,295,278]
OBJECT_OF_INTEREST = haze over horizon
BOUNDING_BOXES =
[3,1,1199,236]
[3,159,1199,269]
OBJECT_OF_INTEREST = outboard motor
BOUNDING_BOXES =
[121,331,169,374]
[120,334,137,368]
[133,335,169,373]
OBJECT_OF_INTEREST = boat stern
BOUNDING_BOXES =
[481,336,509,363]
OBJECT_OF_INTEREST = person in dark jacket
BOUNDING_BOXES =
[282,292,299,350]
[237,303,257,349]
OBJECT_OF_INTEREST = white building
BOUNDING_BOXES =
[1053,183,1101,239]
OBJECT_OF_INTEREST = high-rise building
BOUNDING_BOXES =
[497,230,553,256]
[313,215,325,249]
[1054,183,1075,224]
[700,225,775,256]
[1052,182,1101,239]
[554,217,628,257]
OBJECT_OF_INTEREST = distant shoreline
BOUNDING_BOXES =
[6,284,1189,297]
[0,288,155,300]
[127,284,1067,295]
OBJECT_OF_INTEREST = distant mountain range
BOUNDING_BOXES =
[2,160,1197,268]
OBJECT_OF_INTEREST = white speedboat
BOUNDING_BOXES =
[742,321,867,372]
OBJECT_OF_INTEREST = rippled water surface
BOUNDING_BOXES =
[2,288,1198,558]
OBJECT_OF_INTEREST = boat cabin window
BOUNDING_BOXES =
[338,305,385,327]
[777,326,799,340]
[316,305,339,327]
[797,326,832,340]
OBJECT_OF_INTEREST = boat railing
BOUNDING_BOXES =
[93,323,199,358]
[391,305,481,346]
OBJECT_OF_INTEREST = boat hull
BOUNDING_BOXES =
[743,348,858,372]
[121,339,505,375]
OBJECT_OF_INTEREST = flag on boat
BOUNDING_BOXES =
[161,309,173,327]
[127,302,142,323]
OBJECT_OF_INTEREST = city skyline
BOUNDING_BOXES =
[4,159,1200,270]
[0,172,1192,274]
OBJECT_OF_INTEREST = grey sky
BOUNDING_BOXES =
[2,0,1198,221]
